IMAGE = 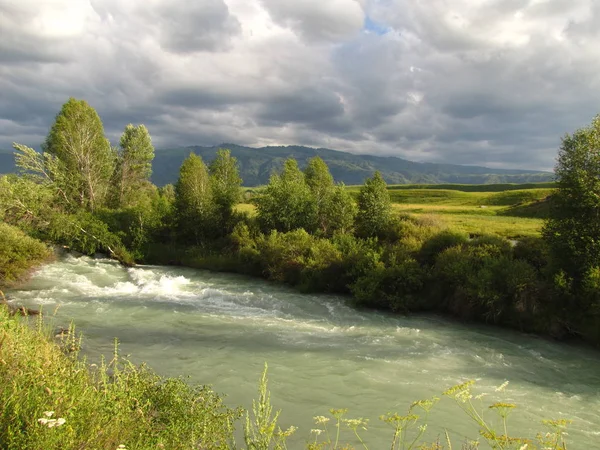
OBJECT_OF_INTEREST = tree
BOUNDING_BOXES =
[355,171,392,238]
[42,98,115,211]
[323,184,357,235]
[254,159,315,232]
[112,124,155,207]
[543,114,600,283]
[304,157,355,235]
[209,149,242,231]
[174,153,215,244]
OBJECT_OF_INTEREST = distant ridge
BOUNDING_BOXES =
[0,145,553,186]
[152,143,553,187]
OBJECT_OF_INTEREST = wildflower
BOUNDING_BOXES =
[117,445,127,450]
[455,389,473,403]
[311,429,324,436]
[410,397,439,413]
[314,415,330,424]
[443,380,475,397]
[329,408,348,419]
[37,413,66,428]
[277,425,297,437]
[344,418,369,430]
[380,413,419,426]
[489,402,517,419]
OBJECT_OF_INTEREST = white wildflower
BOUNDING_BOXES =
[314,415,330,424]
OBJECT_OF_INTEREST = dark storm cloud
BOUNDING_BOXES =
[257,88,345,125]
[0,0,599,171]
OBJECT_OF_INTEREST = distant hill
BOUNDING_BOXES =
[152,144,553,187]
[0,144,554,186]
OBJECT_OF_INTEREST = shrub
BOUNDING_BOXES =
[0,223,51,287]
[513,236,549,271]
[351,258,425,312]
[419,230,469,266]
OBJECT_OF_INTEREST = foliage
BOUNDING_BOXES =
[244,364,295,450]
[431,240,539,324]
[419,230,469,266]
[544,114,600,282]
[111,124,155,208]
[0,174,57,235]
[355,171,392,239]
[174,153,215,244]
[0,223,51,287]
[209,149,243,233]
[254,159,316,233]
[41,97,115,210]
[350,257,425,312]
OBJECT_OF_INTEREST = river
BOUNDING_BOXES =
[7,255,600,448]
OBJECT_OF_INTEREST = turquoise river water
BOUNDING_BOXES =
[7,255,600,448]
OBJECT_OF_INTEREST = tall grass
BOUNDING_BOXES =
[0,306,241,450]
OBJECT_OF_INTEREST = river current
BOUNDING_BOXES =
[7,255,600,448]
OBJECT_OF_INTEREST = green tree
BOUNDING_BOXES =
[543,114,600,282]
[42,98,115,211]
[355,171,392,238]
[209,149,242,232]
[324,184,357,235]
[112,124,155,207]
[254,159,315,232]
[303,157,356,235]
[174,153,215,244]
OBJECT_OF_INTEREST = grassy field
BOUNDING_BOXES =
[239,183,554,239]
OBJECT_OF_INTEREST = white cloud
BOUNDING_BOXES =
[0,0,598,171]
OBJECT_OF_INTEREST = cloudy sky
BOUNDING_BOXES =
[1,0,599,170]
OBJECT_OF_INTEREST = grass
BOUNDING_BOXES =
[238,184,552,239]
[419,214,544,238]
[0,306,241,450]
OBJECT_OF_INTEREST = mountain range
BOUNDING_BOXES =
[1,144,553,187]
[152,144,553,186]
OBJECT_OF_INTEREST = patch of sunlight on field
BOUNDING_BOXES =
[392,204,504,216]
[414,213,543,238]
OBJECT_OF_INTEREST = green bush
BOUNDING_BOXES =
[419,230,469,265]
[432,242,539,324]
[351,257,425,312]
[0,222,51,287]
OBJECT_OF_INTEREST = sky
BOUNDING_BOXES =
[0,0,599,171]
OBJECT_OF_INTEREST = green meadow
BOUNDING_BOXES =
[240,183,555,239]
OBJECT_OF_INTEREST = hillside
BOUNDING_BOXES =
[152,144,553,186]
[1,144,553,186]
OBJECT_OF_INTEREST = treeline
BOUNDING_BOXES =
[2,98,600,346]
